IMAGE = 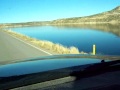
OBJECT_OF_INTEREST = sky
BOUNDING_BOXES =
[0,0,120,23]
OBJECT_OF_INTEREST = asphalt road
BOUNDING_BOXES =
[0,30,51,65]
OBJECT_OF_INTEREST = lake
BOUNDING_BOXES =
[11,24,120,55]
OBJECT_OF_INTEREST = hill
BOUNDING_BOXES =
[51,6,120,24]
[0,21,50,28]
[0,6,120,28]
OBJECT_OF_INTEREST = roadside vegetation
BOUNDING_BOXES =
[4,30,87,54]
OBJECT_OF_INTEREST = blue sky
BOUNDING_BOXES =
[0,0,120,23]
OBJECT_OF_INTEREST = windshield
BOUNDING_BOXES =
[0,0,120,64]
[0,0,120,90]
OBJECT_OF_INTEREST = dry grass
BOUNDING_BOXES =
[5,30,87,54]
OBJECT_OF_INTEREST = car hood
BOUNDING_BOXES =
[0,54,120,77]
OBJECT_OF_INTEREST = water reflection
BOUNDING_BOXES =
[53,24,120,37]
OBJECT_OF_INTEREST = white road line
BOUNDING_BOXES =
[8,34,52,55]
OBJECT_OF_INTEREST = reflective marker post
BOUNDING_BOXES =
[93,44,96,55]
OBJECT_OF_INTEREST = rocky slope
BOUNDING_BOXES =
[51,6,120,24]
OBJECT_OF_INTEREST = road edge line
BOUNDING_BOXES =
[8,33,52,55]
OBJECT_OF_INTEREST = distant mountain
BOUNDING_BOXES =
[0,6,120,28]
[0,21,50,28]
[51,6,120,24]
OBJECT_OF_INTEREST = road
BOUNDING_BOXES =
[0,30,51,65]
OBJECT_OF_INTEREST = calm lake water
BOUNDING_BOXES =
[11,25,120,55]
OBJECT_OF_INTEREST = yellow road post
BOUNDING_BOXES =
[93,44,96,55]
